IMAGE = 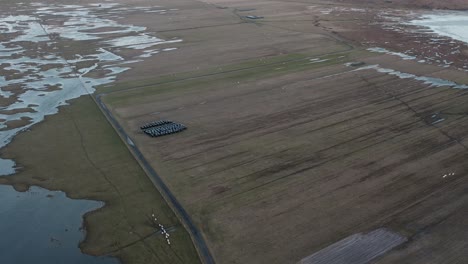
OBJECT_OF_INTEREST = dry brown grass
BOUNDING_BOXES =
[103,48,468,263]
[97,1,468,263]
[3,0,468,263]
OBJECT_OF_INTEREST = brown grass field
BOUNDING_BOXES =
[3,0,468,263]
[98,0,468,263]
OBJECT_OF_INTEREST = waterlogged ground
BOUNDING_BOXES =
[342,11,468,98]
[365,11,468,71]
[0,2,183,263]
[314,5,468,71]
[410,12,468,44]
[350,63,468,89]
[0,185,118,264]
[0,2,181,174]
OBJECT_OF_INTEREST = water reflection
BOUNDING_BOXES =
[0,185,119,264]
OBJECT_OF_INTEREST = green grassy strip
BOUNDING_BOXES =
[102,52,353,106]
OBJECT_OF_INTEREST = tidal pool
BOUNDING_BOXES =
[410,12,468,43]
[0,185,118,264]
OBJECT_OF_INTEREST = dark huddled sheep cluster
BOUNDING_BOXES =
[140,120,186,137]
[140,120,173,130]
[144,123,186,137]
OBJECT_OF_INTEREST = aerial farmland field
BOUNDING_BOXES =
[2,0,468,264]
